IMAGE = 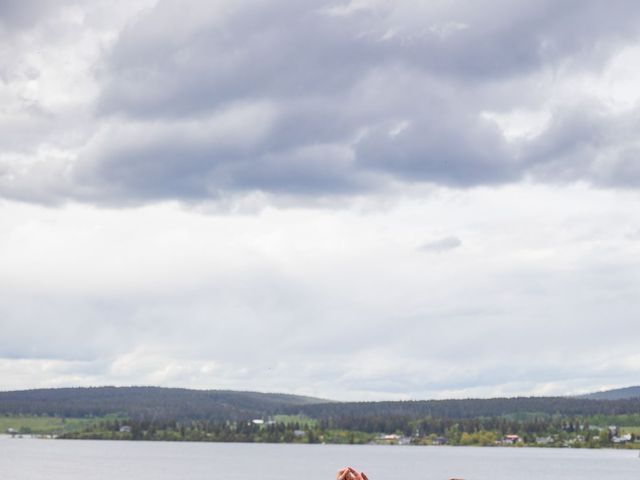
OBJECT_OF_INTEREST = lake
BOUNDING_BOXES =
[1,436,638,480]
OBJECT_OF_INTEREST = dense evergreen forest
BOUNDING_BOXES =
[0,387,325,420]
[2,386,640,422]
[580,386,640,400]
[290,396,640,424]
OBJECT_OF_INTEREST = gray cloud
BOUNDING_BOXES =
[98,0,640,116]
[0,0,62,31]
[1,1,640,204]
[524,104,640,188]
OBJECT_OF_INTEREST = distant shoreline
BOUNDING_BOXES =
[3,434,640,452]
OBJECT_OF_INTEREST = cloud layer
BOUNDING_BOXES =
[2,1,640,399]
[2,0,640,205]
[2,184,640,399]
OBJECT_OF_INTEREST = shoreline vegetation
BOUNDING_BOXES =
[3,414,640,450]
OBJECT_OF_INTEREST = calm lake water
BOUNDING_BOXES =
[1,436,638,480]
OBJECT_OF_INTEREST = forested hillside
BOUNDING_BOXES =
[580,386,640,400]
[0,387,326,420]
[290,396,640,427]
[2,386,640,423]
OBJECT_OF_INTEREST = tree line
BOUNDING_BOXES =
[2,387,639,424]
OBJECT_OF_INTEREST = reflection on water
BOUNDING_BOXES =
[0,435,638,480]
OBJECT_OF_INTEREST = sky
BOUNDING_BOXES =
[1,0,640,401]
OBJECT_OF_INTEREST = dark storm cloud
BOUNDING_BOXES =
[4,0,640,204]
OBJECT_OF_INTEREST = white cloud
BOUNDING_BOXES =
[3,1,640,399]
[1,183,640,398]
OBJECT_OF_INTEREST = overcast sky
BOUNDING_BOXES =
[1,0,640,400]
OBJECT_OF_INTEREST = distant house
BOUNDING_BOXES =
[433,436,448,445]
[119,425,132,433]
[502,435,521,444]
[251,419,264,425]
[376,433,402,444]
[612,433,632,444]
[375,433,412,445]
[536,436,554,445]
[293,430,306,437]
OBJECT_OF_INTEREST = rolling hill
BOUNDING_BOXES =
[0,386,328,420]
[2,386,640,423]
[580,385,640,400]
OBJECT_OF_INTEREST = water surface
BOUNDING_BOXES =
[1,436,638,480]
